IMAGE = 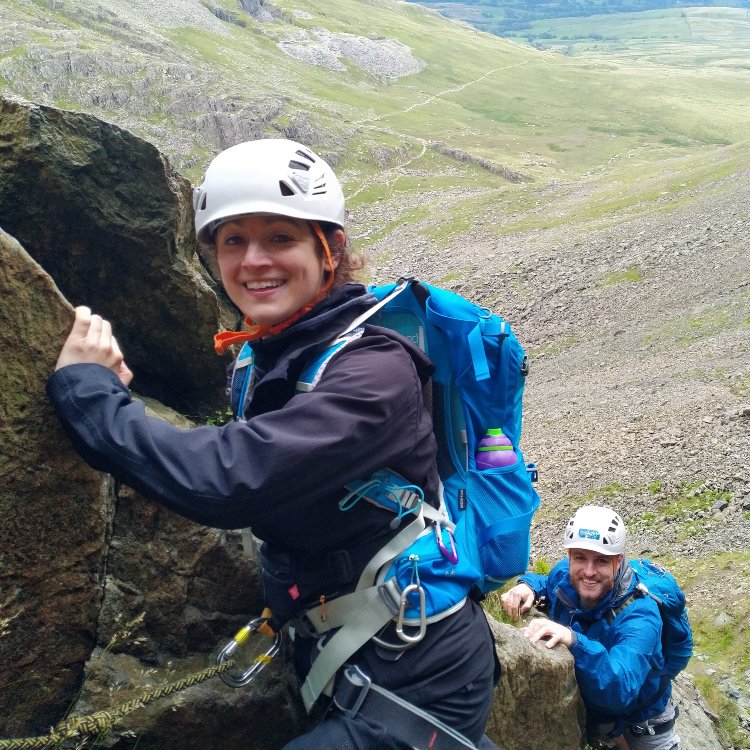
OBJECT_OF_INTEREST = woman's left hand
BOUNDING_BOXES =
[55,306,134,386]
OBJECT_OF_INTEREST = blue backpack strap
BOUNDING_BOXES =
[230,342,255,421]
[295,279,413,393]
[339,468,426,526]
[296,327,366,393]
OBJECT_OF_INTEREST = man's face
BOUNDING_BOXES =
[568,548,622,607]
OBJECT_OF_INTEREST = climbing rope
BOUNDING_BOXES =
[0,659,236,749]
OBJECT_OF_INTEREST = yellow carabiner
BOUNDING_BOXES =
[216,614,281,688]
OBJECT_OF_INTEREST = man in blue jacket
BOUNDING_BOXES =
[501,505,682,750]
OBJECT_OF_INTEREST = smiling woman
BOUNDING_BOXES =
[47,138,499,750]
[193,139,359,349]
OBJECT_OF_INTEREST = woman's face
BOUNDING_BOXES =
[215,215,339,327]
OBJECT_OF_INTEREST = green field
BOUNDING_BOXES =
[508,6,750,63]
[5,0,748,203]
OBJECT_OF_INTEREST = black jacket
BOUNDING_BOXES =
[47,284,439,599]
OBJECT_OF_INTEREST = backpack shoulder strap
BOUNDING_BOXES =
[229,342,255,421]
[606,578,663,624]
[296,278,413,393]
[606,594,634,624]
[605,583,648,624]
[297,327,365,392]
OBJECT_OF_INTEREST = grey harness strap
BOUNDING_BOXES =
[333,665,479,750]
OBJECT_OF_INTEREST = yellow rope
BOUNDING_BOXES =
[0,660,235,749]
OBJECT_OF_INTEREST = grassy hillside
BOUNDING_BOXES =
[413,0,750,39]
[502,6,750,63]
[2,0,749,210]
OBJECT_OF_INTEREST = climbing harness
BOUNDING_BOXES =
[216,614,281,688]
[333,665,477,750]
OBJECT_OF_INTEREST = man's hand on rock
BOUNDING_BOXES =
[500,582,535,621]
[523,618,575,649]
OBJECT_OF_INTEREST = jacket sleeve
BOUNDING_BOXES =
[46,333,431,533]
[570,597,663,714]
[518,572,548,599]
[519,558,569,601]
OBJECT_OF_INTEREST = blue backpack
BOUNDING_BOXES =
[610,558,693,679]
[230,278,540,710]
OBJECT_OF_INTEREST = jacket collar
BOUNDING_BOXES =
[250,283,376,376]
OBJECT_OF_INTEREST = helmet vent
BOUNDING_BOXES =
[279,180,295,197]
[294,149,316,165]
[312,178,327,196]
[288,159,311,171]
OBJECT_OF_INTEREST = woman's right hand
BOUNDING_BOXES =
[500,582,535,621]
[55,306,134,386]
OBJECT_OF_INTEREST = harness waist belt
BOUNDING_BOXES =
[334,665,477,750]
[629,718,675,737]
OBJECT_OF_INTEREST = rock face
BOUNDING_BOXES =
[485,617,584,750]
[0,94,233,416]
[673,673,727,750]
[0,229,112,733]
[0,230,268,739]
[0,99,256,738]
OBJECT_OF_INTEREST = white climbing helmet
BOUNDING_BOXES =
[563,505,626,556]
[193,138,346,244]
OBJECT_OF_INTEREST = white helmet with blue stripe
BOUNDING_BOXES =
[564,505,626,555]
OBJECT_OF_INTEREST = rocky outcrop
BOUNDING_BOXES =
[673,672,728,750]
[0,229,113,733]
[0,94,233,416]
[239,0,280,23]
[278,28,426,79]
[486,617,584,749]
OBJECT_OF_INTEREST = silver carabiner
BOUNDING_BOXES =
[395,583,427,644]
[216,616,281,688]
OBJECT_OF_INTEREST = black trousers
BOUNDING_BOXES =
[284,599,498,750]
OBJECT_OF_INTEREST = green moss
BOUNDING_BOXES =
[531,557,550,575]
[636,480,733,535]
[204,406,234,426]
[596,265,643,287]
[436,272,463,284]
[677,306,731,345]
[693,676,743,746]
[729,374,750,398]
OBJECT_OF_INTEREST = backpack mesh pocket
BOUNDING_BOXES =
[465,458,539,591]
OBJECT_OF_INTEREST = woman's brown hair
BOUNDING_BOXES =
[318,221,365,290]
